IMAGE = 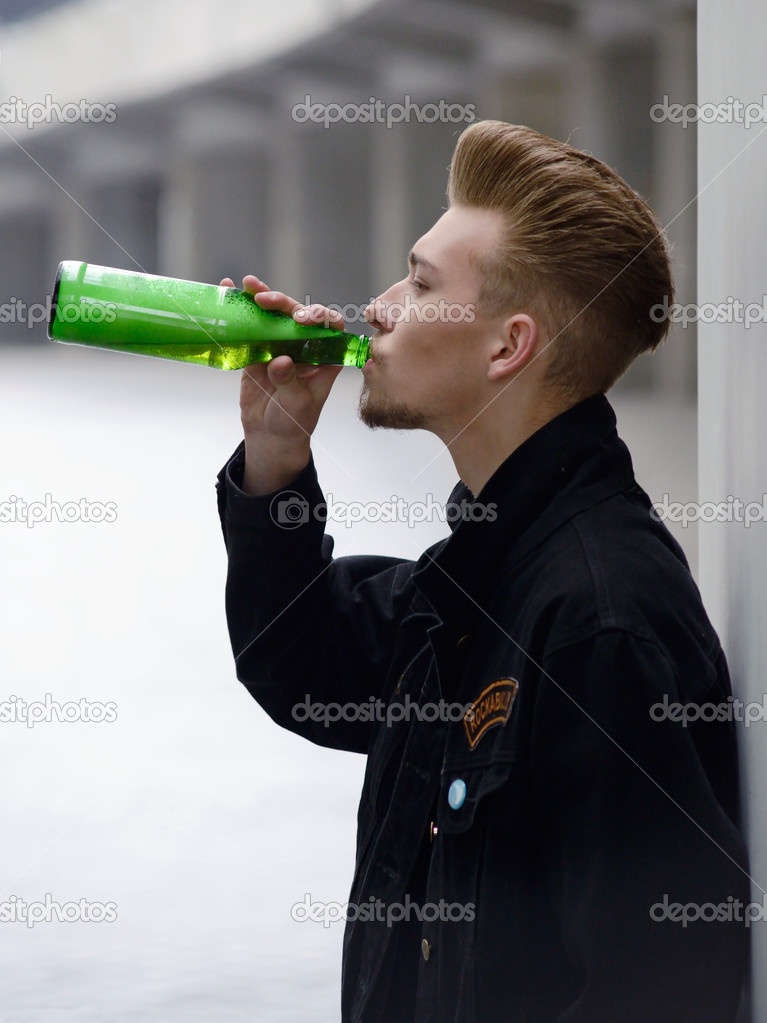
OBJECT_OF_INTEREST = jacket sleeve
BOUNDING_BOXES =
[532,628,749,1023]
[216,443,421,754]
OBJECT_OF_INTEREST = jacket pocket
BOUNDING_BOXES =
[437,759,516,835]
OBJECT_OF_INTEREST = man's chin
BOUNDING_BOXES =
[357,389,426,430]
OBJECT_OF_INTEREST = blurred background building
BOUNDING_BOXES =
[1,0,696,388]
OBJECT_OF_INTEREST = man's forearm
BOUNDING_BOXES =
[216,444,418,755]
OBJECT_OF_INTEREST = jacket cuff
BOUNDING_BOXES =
[215,441,326,536]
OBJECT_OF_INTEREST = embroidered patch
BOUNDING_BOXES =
[463,679,519,750]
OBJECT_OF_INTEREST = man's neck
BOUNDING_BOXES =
[441,392,578,496]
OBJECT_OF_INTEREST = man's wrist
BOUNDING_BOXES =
[241,435,311,497]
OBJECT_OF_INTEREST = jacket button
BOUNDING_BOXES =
[448,778,466,809]
[456,634,470,651]
[421,938,431,961]
[429,821,439,843]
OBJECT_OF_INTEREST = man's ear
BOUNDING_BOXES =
[487,314,539,382]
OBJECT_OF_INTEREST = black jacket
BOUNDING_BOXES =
[216,393,749,1023]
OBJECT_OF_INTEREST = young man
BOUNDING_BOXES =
[216,121,749,1022]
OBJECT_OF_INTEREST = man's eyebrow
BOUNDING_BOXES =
[408,250,439,275]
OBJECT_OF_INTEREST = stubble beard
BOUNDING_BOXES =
[357,379,428,430]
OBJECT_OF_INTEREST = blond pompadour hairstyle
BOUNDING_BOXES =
[447,120,674,398]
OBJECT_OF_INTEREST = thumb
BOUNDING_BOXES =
[266,356,300,391]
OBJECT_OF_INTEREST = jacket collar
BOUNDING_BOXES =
[412,393,636,626]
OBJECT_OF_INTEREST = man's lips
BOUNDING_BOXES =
[364,337,380,365]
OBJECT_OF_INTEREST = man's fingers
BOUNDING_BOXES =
[225,278,344,334]
[241,274,272,295]
[255,290,306,318]
[294,302,346,331]
[254,293,345,332]
[219,279,345,335]
[220,275,273,294]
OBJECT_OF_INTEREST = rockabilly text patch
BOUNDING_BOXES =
[463,679,519,750]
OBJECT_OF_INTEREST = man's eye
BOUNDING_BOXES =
[409,278,427,292]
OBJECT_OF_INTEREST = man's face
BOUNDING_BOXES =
[359,205,508,436]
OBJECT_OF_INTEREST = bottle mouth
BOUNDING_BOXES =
[356,334,372,368]
[48,262,64,340]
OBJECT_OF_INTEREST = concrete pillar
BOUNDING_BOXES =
[563,42,611,165]
[54,133,163,273]
[563,34,670,393]
[402,118,466,249]
[369,89,478,301]
[80,179,160,273]
[158,152,268,285]
[369,121,409,297]
[263,126,306,300]
[0,208,47,344]
[44,182,97,279]
[157,102,269,284]
[698,4,767,1018]
[291,121,373,330]
[651,11,697,397]
[484,70,566,142]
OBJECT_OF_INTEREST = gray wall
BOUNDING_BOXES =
[699,4,767,1018]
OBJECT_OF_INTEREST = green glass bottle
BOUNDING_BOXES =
[47,261,371,370]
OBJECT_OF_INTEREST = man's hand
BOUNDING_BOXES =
[220,275,344,497]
